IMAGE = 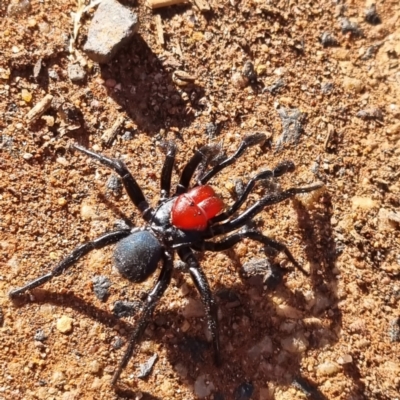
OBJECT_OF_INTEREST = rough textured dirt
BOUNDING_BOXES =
[1,0,400,399]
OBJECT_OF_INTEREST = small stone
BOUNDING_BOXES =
[247,335,273,360]
[320,32,338,47]
[89,360,102,374]
[342,77,364,93]
[337,354,353,364]
[159,380,175,397]
[22,153,33,160]
[113,300,141,318]
[181,298,205,318]
[351,196,377,210]
[51,370,66,385]
[42,115,55,127]
[275,304,303,319]
[105,78,117,88]
[68,64,86,83]
[57,197,67,206]
[365,4,381,25]
[231,72,249,89]
[389,318,400,342]
[83,0,140,63]
[174,362,188,378]
[194,374,215,398]
[48,69,59,80]
[7,0,31,15]
[56,157,69,166]
[80,203,97,220]
[242,61,257,83]
[280,332,309,353]
[34,329,47,342]
[21,89,32,102]
[92,276,111,301]
[316,361,341,376]
[56,316,73,334]
[137,353,158,379]
[181,319,191,332]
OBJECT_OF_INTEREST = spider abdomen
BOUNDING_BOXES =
[171,185,224,231]
[113,231,163,282]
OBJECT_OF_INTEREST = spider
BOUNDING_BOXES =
[9,133,323,385]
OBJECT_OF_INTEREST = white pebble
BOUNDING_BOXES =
[316,361,341,376]
[56,315,73,334]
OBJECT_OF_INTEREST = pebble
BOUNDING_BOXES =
[351,196,377,210]
[56,316,74,334]
[57,197,67,206]
[34,329,47,342]
[342,77,364,93]
[42,115,55,127]
[137,353,158,379]
[105,78,117,88]
[92,275,111,301]
[21,89,32,102]
[56,156,68,166]
[173,362,188,378]
[231,72,249,89]
[337,354,353,364]
[51,370,66,385]
[67,63,86,83]
[280,332,309,353]
[181,298,205,318]
[80,203,97,220]
[194,374,215,398]
[83,0,140,63]
[275,304,303,319]
[89,360,102,374]
[247,335,273,360]
[320,32,338,47]
[7,0,31,16]
[316,361,341,376]
[22,153,33,160]
[113,300,141,318]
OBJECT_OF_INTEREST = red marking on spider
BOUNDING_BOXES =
[171,185,224,231]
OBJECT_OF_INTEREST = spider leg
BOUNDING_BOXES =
[199,133,266,185]
[211,160,295,223]
[159,141,177,203]
[206,182,324,237]
[174,143,220,195]
[9,230,131,298]
[178,248,221,366]
[112,251,173,385]
[193,230,309,275]
[73,144,154,221]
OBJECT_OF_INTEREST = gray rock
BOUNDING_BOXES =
[68,63,86,83]
[92,275,111,301]
[83,0,139,64]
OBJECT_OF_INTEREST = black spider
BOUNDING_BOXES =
[9,133,323,385]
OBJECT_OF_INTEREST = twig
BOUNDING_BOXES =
[26,94,53,124]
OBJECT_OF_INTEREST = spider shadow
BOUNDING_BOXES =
[98,34,205,137]
[10,289,163,400]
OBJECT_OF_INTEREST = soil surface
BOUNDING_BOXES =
[1,0,400,399]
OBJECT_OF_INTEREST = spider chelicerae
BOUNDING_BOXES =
[9,133,323,384]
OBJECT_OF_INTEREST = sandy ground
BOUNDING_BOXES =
[0,0,399,399]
